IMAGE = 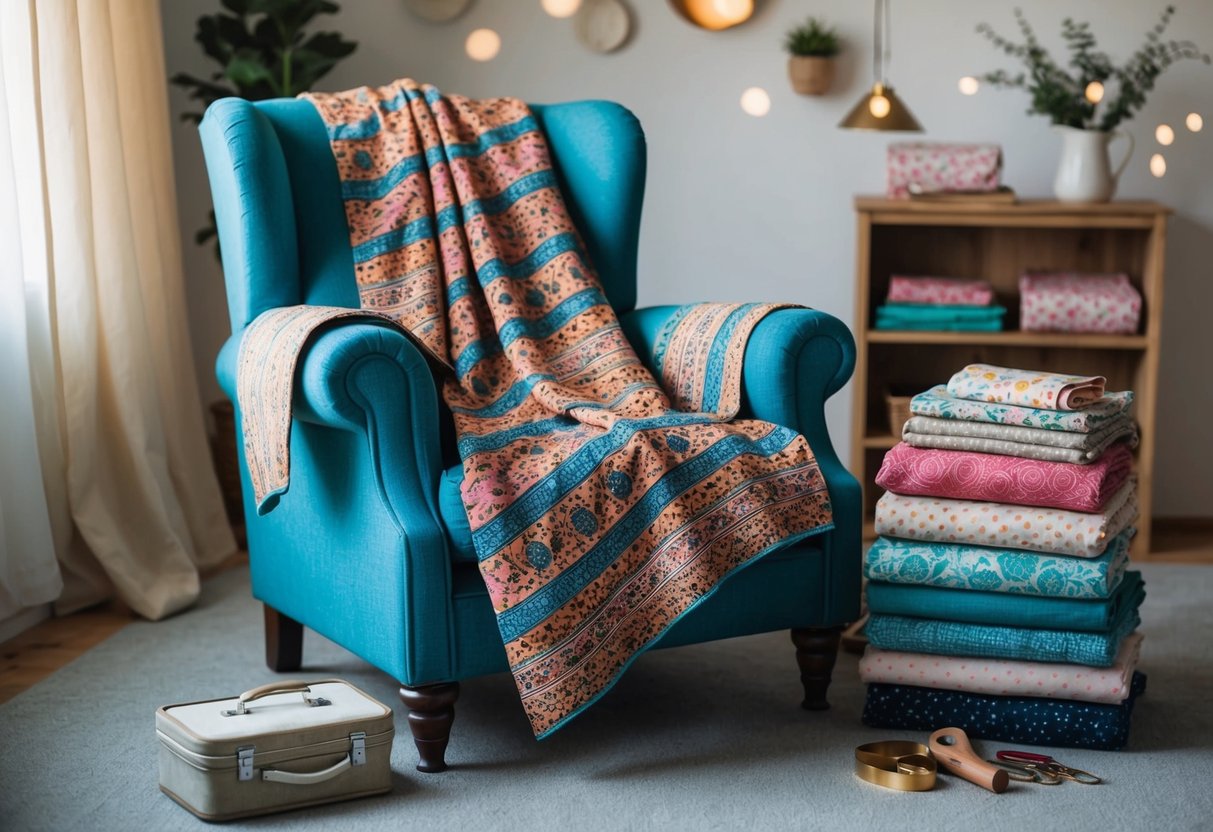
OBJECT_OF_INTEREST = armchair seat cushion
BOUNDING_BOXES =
[438,463,479,562]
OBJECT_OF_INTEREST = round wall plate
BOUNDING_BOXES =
[404,0,474,23]
[574,0,632,54]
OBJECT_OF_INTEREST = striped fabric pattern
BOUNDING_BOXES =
[240,80,834,737]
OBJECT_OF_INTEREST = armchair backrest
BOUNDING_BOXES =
[199,96,647,334]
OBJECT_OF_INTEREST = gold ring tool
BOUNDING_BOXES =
[854,741,937,791]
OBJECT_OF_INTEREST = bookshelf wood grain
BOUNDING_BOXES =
[851,197,1169,559]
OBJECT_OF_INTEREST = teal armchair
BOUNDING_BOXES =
[201,96,860,772]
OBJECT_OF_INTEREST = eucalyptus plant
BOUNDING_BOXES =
[977,5,1209,132]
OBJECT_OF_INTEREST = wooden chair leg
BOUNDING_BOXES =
[791,627,842,711]
[400,682,460,773]
[263,604,303,672]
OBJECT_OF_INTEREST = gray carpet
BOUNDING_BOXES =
[2,564,1211,832]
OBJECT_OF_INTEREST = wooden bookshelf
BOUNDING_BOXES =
[851,197,1169,559]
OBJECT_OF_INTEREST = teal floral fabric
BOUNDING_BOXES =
[910,385,1133,433]
[864,603,1141,666]
[863,530,1133,599]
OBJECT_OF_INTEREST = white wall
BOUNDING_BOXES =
[161,0,1213,516]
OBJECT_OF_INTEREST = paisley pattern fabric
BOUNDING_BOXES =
[863,531,1132,598]
[875,442,1134,512]
[862,672,1147,751]
[946,364,1106,410]
[240,80,833,737]
[859,632,1143,704]
[910,385,1132,433]
[651,302,789,417]
[865,570,1145,631]
[864,604,1141,667]
[887,276,994,306]
[874,481,1137,558]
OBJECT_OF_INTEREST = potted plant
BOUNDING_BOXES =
[977,5,1209,202]
[784,17,840,96]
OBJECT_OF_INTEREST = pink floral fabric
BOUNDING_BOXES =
[875,442,1134,513]
[859,633,1143,704]
[1020,273,1142,335]
[886,142,1002,199]
[946,363,1106,410]
[887,276,994,306]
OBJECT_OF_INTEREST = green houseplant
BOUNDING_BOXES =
[977,5,1208,201]
[784,17,840,96]
[172,0,358,247]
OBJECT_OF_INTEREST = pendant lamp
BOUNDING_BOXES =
[840,0,923,132]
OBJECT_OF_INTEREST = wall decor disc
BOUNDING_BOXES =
[574,0,632,54]
[404,0,474,23]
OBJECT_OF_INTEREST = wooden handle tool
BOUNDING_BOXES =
[929,727,1009,794]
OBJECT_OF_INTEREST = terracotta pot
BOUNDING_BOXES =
[788,55,834,96]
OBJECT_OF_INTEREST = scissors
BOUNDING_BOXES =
[989,750,1102,785]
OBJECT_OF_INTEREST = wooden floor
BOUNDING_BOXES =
[2,525,1210,706]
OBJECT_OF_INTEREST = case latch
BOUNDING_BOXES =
[350,732,367,767]
[236,746,255,781]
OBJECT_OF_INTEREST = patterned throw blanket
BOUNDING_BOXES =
[237,80,833,737]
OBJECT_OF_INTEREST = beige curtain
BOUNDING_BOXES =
[0,0,236,621]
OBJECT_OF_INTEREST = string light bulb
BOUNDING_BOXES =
[465,28,501,61]
[541,0,581,17]
[958,76,979,95]
[1150,153,1166,178]
[1155,124,1175,146]
[740,86,771,117]
[1187,112,1204,132]
[1084,81,1105,103]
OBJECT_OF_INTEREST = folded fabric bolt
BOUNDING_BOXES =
[863,531,1132,598]
[946,363,1106,410]
[1020,272,1142,335]
[887,276,996,306]
[862,672,1147,751]
[875,304,1006,332]
[864,602,1141,666]
[876,442,1134,512]
[886,142,1003,199]
[901,427,1135,465]
[910,385,1133,433]
[865,570,1145,631]
[902,412,1135,453]
[859,632,1143,704]
[874,480,1137,558]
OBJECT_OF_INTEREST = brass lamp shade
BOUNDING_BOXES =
[839,83,923,132]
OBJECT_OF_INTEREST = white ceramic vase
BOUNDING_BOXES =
[1052,125,1134,203]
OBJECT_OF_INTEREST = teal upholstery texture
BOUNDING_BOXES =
[202,96,860,692]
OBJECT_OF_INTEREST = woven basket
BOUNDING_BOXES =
[884,391,914,436]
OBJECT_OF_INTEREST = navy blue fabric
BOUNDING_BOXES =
[863,672,1147,751]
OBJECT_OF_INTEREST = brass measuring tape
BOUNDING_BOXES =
[854,741,937,791]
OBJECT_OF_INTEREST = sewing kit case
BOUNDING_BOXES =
[156,679,394,821]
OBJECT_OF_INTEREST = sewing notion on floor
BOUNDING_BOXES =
[2,2,1212,830]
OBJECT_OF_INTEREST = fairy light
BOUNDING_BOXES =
[1155,124,1174,146]
[1084,81,1105,103]
[740,87,771,117]
[541,0,581,17]
[1187,112,1204,132]
[1150,153,1166,178]
[958,76,980,95]
[465,28,501,61]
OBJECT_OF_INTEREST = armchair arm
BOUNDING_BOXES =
[622,305,862,622]
[217,319,456,682]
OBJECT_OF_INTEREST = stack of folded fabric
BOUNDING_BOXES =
[875,275,1007,332]
[859,363,1147,751]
